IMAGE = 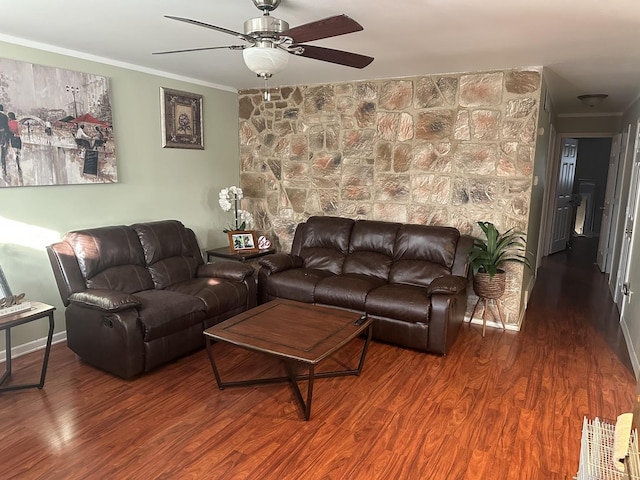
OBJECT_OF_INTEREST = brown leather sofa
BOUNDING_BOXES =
[258,216,472,355]
[47,220,256,378]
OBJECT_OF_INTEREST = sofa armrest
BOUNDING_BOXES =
[68,289,141,312]
[258,253,304,273]
[426,275,467,296]
[197,262,254,282]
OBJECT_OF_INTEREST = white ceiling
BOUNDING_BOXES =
[4,0,640,115]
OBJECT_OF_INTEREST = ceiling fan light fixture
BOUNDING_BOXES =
[242,44,289,77]
[577,94,608,107]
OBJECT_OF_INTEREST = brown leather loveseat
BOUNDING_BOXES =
[47,220,256,378]
[258,216,472,355]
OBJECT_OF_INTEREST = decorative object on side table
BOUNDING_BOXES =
[160,87,204,149]
[0,267,30,317]
[228,230,258,252]
[218,185,254,233]
[466,221,531,336]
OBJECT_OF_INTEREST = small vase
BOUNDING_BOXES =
[472,270,506,299]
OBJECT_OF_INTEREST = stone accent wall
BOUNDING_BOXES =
[238,68,541,324]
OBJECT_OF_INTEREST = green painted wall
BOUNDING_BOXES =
[0,41,240,352]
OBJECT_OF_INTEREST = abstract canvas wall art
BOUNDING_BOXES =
[0,58,117,188]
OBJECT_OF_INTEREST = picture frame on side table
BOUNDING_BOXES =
[228,231,258,252]
[160,87,204,149]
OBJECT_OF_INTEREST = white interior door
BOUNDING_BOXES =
[597,134,621,272]
[616,122,640,314]
[550,138,578,254]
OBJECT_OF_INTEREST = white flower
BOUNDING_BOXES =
[238,209,254,229]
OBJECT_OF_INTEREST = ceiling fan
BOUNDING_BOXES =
[153,0,374,82]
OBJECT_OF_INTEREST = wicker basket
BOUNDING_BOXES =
[472,271,506,299]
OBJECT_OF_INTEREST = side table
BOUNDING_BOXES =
[206,246,275,263]
[0,301,55,392]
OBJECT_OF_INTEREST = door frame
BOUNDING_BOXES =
[541,132,617,257]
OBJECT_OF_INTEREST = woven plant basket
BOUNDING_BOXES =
[472,271,506,299]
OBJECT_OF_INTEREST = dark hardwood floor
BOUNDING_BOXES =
[0,239,635,479]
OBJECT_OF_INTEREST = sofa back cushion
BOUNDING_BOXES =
[389,225,460,287]
[65,225,154,293]
[132,220,202,289]
[343,220,401,280]
[295,216,354,275]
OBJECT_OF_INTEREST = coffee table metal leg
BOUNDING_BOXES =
[285,361,315,420]
[205,338,224,389]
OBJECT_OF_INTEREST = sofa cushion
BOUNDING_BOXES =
[389,225,460,287]
[132,220,201,289]
[365,284,431,324]
[314,274,387,311]
[166,278,249,318]
[342,220,400,280]
[65,226,154,294]
[264,268,334,303]
[134,289,206,341]
[298,216,354,275]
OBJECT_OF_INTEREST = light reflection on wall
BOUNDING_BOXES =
[0,217,60,250]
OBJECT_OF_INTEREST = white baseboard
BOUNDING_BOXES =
[0,331,67,363]
[620,317,640,378]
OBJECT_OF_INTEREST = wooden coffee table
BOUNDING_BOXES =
[203,299,373,420]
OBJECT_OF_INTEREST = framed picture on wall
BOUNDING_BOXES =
[160,87,204,149]
[228,231,258,251]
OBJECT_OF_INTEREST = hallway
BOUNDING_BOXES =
[539,235,634,373]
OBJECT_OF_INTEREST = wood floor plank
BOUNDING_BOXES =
[0,237,635,479]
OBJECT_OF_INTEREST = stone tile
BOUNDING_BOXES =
[239,96,254,120]
[377,112,400,141]
[343,165,374,186]
[335,83,353,95]
[251,116,267,133]
[274,137,290,157]
[408,205,450,226]
[415,78,444,108]
[239,121,257,146]
[240,173,266,198]
[471,110,501,140]
[337,96,355,115]
[373,203,407,223]
[342,129,375,158]
[308,125,324,151]
[455,111,471,140]
[290,136,308,161]
[505,70,541,94]
[412,174,451,205]
[356,101,377,127]
[393,144,412,172]
[459,72,503,106]
[319,190,339,214]
[274,121,292,136]
[437,77,459,105]
[497,155,517,177]
[502,120,522,140]
[312,152,342,188]
[398,113,414,141]
[342,185,371,201]
[380,80,413,110]
[506,98,536,119]
[413,142,452,172]
[291,87,303,105]
[454,144,497,175]
[416,110,455,140]
[303,85,335,114]
[376,142,392,171]
[285,188,307,213]
[267,159,281,180]
[283,161,309,182]
[326,124,340,151]
[355,82,378,101]
[520,115,537,144]
[517,145,534,176]
[375,173,410,201]
[305,190,321,213]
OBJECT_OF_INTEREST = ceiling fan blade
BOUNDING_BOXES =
[153,45,245,55]
[164,15,254,43]
[282,14,363,43]
[294,44,373,69]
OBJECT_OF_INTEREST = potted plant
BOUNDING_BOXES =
[467,221,531,299]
